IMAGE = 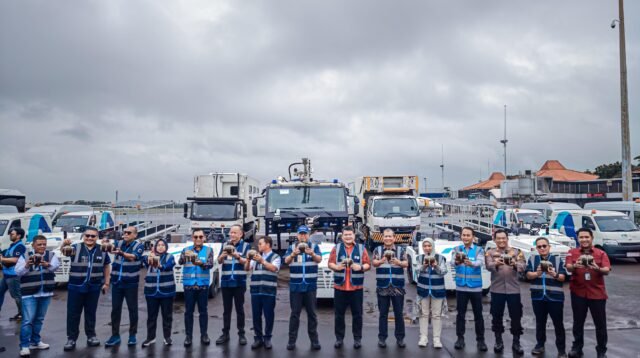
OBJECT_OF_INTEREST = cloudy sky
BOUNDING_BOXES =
[1,1,638,202]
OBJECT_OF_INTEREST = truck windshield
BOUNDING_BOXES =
[192,202,237,220]
[594,216,639,232]
[517,213,547,225]
[267,187,346,212]
[55,215,89,228]
[0,220,8,235]
[373,198,419,217]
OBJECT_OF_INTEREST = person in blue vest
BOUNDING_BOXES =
[416,237,447,349]
[0,227,27,322]
[485,229,526,355]
[179,229,214,347]
[245,236,280,350]
[371,228,408,348]
[283,225,322,351]
[452,226,487,352]
[15,235,59,357]
[215,224,250,346]
[105,226,145,347]
[141,238,176,347]
[328,226,370,349]
[526,237,567,358]
[63,227,112,351]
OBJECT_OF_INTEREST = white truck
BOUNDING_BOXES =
[0,213,53,250]
[184,173,260,242]
[492,208,576,249]
[350,176,421,250]
[46,210,117,251]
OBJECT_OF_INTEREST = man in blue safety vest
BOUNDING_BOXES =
[284,225,322,351]
[179,229,214,347]
[0,227,27,323]
[105,226,145,347]
[216,224,250,346]
[452,227,488,352]
[371,228,408,348]
[525,237,568,358]
[63,227,112,351]
[246,236,280,350]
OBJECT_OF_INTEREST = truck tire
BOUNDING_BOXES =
[208,273,219,298]
[406,255,416,285]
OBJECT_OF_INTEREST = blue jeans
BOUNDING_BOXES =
[251,294,276,341]
[20,296,51,348]
[0,276,22,314]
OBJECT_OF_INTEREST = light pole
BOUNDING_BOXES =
[500,105,508,177]
[612,0,632,200]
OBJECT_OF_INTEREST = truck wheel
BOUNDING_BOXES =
[208,273,219,298]
[406,256,416,285]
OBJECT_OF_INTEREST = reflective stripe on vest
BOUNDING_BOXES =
[374,246,405,288]
[20,251,56,296]
[182,246,211,287]
[68,244,106,287]
[2,241,26,276]
[144,254,176,296]
[250,252,279,296]
[111,240,143,285]
[417,254,446,298]
[333,243,365,286]
[289,242,319,288]
[529,255,565,302]
[454,244,482,289]
[220,241,249,287]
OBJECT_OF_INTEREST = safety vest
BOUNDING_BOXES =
[2,241,26,276]
[68,243,107,289]
[333,243,365,286]
[20,251,56,296]
[417,253,446,299]
[453,244,483,289]
[220,240,250,288]
[528,254,565,302]
[288,242,320,292]
[374,245,405,288]
[144,254,176,298]
[182,245,211,287]
[111,240,144,286]
[250,252,279,296]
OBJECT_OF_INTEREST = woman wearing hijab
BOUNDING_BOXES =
[141,238,176,347]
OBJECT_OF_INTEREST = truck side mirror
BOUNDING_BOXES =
[353,197,360,216]
[183,203,188,219]
[252,198,258,217]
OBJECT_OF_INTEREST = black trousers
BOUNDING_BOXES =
[377,294,405,341]
[111,285,139,336]
[334,289,363,341]
[288,290,319,343]
[490,292,523,336]
[67,289,100,340]
[146,296,173,340]
[455,290,485,341]
[184,288,208,338]
[532,299,565,352]
[571,293,607,354]
[221,286,246,335]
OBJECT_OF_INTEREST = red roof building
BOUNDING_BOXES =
[536,160,599,181]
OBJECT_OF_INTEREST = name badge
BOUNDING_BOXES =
[584,272,591,281]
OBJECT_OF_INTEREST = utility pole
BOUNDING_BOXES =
[500,105,508,178]
[440,144,445,193]
[614,0,632,200]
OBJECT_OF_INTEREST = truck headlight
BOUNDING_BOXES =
[603,239,619,246]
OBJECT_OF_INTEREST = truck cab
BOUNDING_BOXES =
[492,208,548,230]
[551,209,640,260]
[184,173,259,242]
[0,213,53,250]
[45,210,116,250]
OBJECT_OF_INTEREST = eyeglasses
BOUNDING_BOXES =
[193,235,205,239]
[536,245,548,249]
[124,231,133,235]
[85,234,98,238]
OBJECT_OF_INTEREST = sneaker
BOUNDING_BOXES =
[19,347,30,357]
[105,335,121,347]
[287,342,296,350]
[29,342,50,350]
[10,314,22,322]
[87,337,101,347]
[397,339,406,348]
[238,335,247,346]
[558,354,568,358]
[334,340,343,349]
[128,335,137,346]
[378,340,387,348]
[311,342,321,350]
[532,345,545,355]
[477,340,488,352]
[433,339,443,349]
[142,338,156,348]
[454,337,465,350]
[201,335,211,345]
[251,340,263,350]
[354,340,362,349]
[264,339,272,350]
[215,334,229,345]
[184,336,192,347]
[163,338,172,346]
[63,340,76,351]
[568,349,584,358]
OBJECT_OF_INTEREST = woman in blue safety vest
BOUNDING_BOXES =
[141,238,176,348]
[371,228,408,349]
[416,237,447,349]
[525,237,568,357]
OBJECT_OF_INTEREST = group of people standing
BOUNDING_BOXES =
[0,223,611,357]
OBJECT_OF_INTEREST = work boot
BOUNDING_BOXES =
[512,335,524,355]
[494,334,504,353]
[63,340,76,351]
[454,337,465,350]
[201,335,210,345]
[215,334,229,345]
[477,340,488,352]
[238,335,247,346]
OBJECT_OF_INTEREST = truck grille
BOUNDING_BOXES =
[317,268,334,289]
[173,265,183,284]
[371,232,413,244]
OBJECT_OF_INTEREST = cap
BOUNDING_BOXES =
[297,225,310,234]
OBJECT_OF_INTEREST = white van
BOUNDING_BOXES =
[550,209,640,261]
[492,208,548,228]
[27,205,92,226]
[521,202,582,221]
[584,201,640,226]
[0,213,53,250]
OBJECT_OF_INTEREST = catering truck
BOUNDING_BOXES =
[184,173,260,242]
[253,158,357,298]
[350,176,421,250]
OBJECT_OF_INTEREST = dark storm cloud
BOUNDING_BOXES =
[0,0,638,202]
